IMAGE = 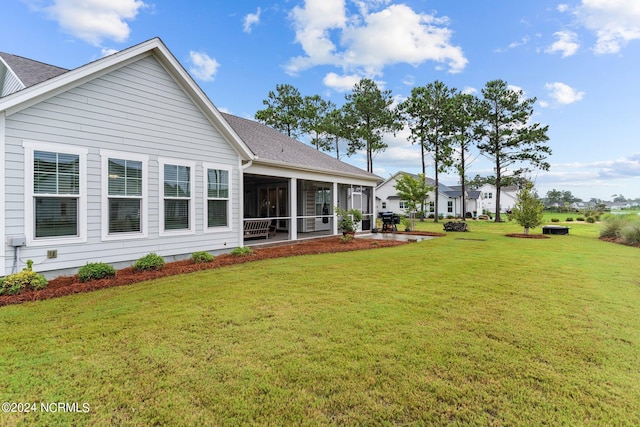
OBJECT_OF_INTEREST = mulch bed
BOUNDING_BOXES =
[0,236,411,307]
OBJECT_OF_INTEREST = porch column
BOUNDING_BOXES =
[332,182,338,235]
[289,178,297,240]
[0,112,5,276]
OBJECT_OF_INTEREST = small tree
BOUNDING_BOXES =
[394,173,433,230]
[511,183,544,235]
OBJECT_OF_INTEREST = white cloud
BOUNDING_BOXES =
[576,0,640,54]
[101,47,119,57]
[544,82,585,105]
[287,1,467,79]
[462,86,477,95]
[546,31,580,57]
[188,51,220,82]
[37,0,147,46]
[322,72,362,92]
[557,4,570,13]
[244,7,261,33]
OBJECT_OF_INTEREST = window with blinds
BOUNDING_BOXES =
[34,151,80,238]
[108,158,142,233]
[164,164,191,230]
[207,168,229,228]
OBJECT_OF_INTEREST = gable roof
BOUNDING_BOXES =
[0,51,68,91]
[222,113,380,181]
[0,38,253,160]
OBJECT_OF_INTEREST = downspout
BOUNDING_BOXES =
[0,112,6,277]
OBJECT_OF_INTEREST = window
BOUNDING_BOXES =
[448,201,453,213]
[205,165,231,230]
[382,202,387,209]
[160,159,195,235]
[484,192,493,199]
[429,201,435,212]
[24,141,87,245]
[100,151,148,240]
[399,201,407,209]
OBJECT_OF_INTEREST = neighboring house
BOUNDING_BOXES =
[1,38,379,278]
[476,184,518,214]
[376,172,480,217]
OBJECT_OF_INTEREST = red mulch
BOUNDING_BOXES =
[505,234,550,239]
[0,236,411,307]
[600,236,640,248]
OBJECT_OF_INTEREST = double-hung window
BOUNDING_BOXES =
[160,159,195,235]
[448,201,453,213]
[24,141,87,245]
[204,164,231,230]
[100,151,148,240]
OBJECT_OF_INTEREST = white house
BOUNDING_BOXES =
[476,183,518,214]
[376,172,480,218]
[1,38,379,278]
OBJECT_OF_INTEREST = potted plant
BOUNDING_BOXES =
[334,207,363,236]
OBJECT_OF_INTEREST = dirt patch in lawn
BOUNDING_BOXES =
[505,234,550,239]
[1,236,411,307]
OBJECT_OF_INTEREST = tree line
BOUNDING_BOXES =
[255,78,551,222]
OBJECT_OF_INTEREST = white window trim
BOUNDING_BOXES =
[0,113,6,276]
[23,140,88,246]
[100,150,149,241]
[203,162,233,233]
[159,158,196,236]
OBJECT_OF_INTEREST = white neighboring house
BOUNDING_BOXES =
[376,172,480,218]
[476,184,518,214]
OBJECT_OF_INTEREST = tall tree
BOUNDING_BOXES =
[300,95,334,151]
[342,78,402,173]
[476,80,551,222]
[255,84,304,138]
[399,81,456,222]
[322,107,348,160]
[448,92,480,220]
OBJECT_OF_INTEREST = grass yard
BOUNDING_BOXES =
[1,220,639,426]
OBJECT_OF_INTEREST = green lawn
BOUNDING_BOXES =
[1,220,639,426]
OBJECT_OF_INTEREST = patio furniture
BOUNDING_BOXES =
[244,219,272,239]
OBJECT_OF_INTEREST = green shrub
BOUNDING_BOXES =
[586,217,596,223]
[576,217,585,222]
[551,218,560,223]
[566,217,574,222]
[600,216,628,238]
[0,260,48,296]
[78,262,116,282]
[619,221,640,245]
[191,251,214,263]
[231,247,253,257]
[133,253,165,271]
[339,234,354,244]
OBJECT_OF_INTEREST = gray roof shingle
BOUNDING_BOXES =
[0,51,68,90]
[222,113,380,181]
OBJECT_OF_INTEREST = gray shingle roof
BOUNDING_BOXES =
[222,112,380,181]
[0,51,68,89]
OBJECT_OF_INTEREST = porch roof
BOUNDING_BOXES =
[222,113,381,182]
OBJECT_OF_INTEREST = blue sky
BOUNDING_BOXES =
[3,0,640,201]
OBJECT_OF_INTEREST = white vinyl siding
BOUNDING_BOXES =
[4,55,241,275]
[100,150,149,241]
[204,163,231,232]
[159,158,195,236]
[23,140,87,246]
